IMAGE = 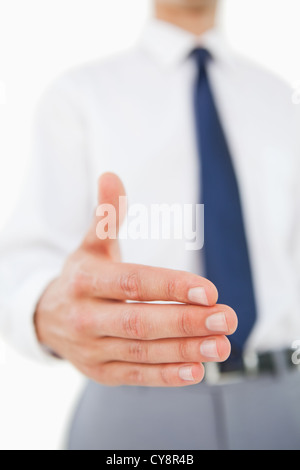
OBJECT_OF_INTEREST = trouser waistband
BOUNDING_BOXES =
[205,348,299,385]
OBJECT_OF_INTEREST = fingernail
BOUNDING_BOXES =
[205,313,228,332]
[200,340,219,359]
[188,287,209,306]
[179,366,195,382]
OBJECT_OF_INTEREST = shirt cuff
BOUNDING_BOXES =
[8,269,63,364]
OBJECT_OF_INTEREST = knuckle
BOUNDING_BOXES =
[80,347,97,367]
[94,365,110,385]
[166,277,185,300]
[126,367,144,385]
[160,366,173,386]
[178,340,191,362]
[128,341,149,363]
[94,364,118,386]
[121,309,147,339]
[179,308,194,336]
[70,305,93,336]
[119,271,140,299]
[166,278,177,298]
[67,271,87,297]
[79,363,103,383]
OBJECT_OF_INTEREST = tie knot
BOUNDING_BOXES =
[191,48,212,70]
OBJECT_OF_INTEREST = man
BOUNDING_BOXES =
[0,0,300,450]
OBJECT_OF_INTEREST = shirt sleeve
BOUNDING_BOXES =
[0,74,93,362]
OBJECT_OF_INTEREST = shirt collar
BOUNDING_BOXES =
[139,18,234,68]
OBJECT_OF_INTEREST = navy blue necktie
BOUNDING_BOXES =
[193,49,257,365]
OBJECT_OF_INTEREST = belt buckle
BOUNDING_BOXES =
[204,362,245,385]
[205,349,300,386]
[205,351,260,386]
[243,351,260,374]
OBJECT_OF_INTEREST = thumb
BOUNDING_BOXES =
[82,172,127,255]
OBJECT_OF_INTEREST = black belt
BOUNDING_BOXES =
[205,349,299,385]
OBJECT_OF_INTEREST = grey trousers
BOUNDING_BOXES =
[67,368,300,450]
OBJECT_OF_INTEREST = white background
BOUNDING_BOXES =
[0,0,300,450]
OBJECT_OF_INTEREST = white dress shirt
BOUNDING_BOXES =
[0,19,299,362]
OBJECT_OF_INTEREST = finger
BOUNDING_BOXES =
[94,335,231,364]
[92,362,205,387]
[82,172,126,256]
[82,302,237,340]
[74,261,219,306]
